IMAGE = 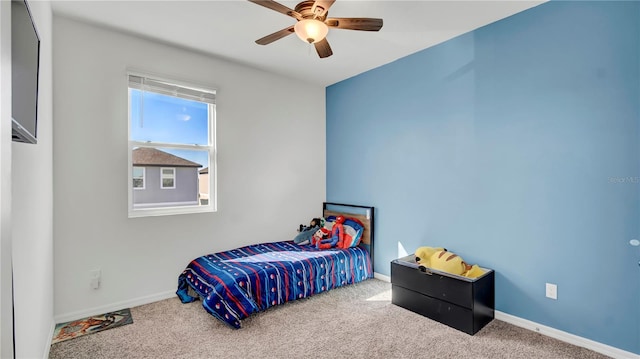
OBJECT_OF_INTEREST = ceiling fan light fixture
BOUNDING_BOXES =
[294,19,329,44]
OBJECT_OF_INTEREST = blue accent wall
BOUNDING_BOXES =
[326,1,639,354]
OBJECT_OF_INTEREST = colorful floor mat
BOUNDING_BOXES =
[52,308,133,344]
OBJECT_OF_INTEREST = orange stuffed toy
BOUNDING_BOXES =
[316,216,346,249]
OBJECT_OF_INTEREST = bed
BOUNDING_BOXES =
[176,202,375,328]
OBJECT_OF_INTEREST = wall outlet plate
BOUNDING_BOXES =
[90,278,100,289]
[545,283,557,300]
[90,269,101,289]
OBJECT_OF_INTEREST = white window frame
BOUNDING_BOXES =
[127,71,217,218]
[133,166,145,190]
[160,167,176,189]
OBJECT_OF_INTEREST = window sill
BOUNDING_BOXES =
[128,204,215,218]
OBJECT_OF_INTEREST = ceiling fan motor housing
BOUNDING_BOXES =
[295,0,328,21]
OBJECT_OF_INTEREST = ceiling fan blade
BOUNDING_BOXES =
[255,26,295,45]
[314,38,333,58]
[311,0,336,19]
[248,0,302,20]
[325,18,383,31]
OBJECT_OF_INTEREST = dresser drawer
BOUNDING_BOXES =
[392,285,475,334]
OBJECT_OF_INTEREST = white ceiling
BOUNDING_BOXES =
[50,0,546,87]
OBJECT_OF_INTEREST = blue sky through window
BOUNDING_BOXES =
[130,89,210,167]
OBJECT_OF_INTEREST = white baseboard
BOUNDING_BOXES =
[54,290,176,324]
[495,311,639,359]
[373,272,390,282]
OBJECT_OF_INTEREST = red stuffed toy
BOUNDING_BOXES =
[316,216,346,249]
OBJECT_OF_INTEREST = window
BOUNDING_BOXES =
[128,72,216,217]
[132,166,145,189]
[161,168,176,189]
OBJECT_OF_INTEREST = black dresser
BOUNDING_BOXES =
[391,255,495,335]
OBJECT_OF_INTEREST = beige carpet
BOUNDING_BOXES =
[49,279,611,359]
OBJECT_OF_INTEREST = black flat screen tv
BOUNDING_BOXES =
[11,0,40,144]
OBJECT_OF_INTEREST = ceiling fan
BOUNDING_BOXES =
[248,0,383,58]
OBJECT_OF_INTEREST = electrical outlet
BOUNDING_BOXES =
[545,283,557,300]
[90,269,101,290]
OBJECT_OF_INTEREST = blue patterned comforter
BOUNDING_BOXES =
[176,240,373,328]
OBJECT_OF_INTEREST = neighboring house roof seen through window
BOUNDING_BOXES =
[132,147,202,168]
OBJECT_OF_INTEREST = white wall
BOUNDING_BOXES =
[2,1,54,358]
[0,1,14,357]
[12,0,54,357]
[53,17,326,320]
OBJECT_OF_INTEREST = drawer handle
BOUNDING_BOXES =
[419,266,433,275]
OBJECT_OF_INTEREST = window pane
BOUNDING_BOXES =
[162,178,174,188]
[133,167,144,178]
[132,167,144,188]
[133,178,144,188]
[130,89,209,145]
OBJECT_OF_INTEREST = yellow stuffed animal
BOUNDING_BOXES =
[430,250,467,275]
[463,264,485,279]
[415,246,485,279]
[414,246,445,268]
